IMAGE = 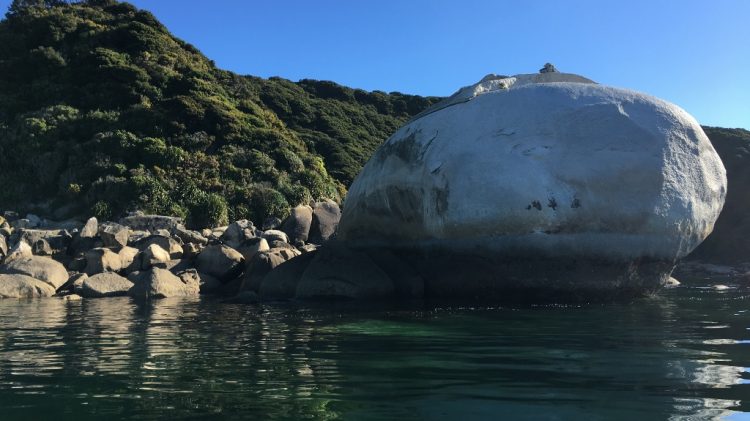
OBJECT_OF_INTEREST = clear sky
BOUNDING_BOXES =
[3,0,749,129]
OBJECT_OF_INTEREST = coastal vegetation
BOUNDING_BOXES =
[0,0,438,228]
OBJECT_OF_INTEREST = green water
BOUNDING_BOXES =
[0,278,748,420]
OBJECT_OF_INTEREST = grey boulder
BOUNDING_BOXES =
[0,274,56,298]
[195,245,245,281]
[1,256,69,290]
[79,273,133,298]
[128,268,199,299]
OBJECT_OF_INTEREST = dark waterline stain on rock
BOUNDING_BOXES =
[548,197,558,211]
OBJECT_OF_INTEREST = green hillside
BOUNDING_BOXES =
[0,0,438,227]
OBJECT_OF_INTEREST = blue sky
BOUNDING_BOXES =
[3,0,749,129]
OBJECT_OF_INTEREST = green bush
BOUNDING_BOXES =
[186,192,228,229]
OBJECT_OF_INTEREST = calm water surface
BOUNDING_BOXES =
[0,277,749,420]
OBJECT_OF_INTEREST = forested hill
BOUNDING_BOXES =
[0,0,439,227]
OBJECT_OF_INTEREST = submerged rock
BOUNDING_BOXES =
[334,69,727,299]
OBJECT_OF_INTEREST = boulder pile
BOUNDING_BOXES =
[0,200,341,300]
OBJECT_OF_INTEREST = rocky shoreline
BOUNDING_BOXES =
[0,200,342,302]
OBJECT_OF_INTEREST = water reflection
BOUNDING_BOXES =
[0,279,747,420]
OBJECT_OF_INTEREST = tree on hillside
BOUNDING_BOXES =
[6,0,68,17]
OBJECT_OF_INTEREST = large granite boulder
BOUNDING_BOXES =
[0,274,56,298]
[1,256,69,290]
[336,69,727,299]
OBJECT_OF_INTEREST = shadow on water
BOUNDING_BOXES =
[0,277,748,420]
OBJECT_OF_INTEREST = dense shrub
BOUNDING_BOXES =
[0,0,439,221]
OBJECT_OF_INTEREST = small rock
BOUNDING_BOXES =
[134,235,183,259]
[0,274,56,298]
[118,246,140,272]
[141,244,171,270]
[309,199,341,244]
[298,244,318,254]
[32,238,53,256]
[119,214,183,232]
[172,225,208,246]
[5,240,32,263]
[17,229,72,254]
[127,230,151,245]
[0,235,7,260]
[80,273,133,298]
[99,223,129,248]
[182,243,202,259]
[237,237,269,262]
[665,277,681,287]
[262,217,281,231]
[539,62,559,73]
[281,205,313,244]
[1,255,69,290]
[84,248,122,275]
[66,272,88,294]
[10,219,32,230]
[177,269,222,294]
[80,217,98,238]
[128,268,199,299]
[220,220,256,249]
[241,247,301,293]
[60,294,82,301]
[25,214,42,227]
[262,230,289,244]
[195,245,245,281]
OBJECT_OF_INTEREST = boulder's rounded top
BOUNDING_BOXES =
[413,66,596,122]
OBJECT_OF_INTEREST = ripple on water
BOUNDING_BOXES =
[0,279,748,419]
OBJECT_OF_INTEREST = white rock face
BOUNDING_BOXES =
[339,72,727,263]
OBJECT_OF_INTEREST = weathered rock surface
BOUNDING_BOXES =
[237,237,269,262]
[241,248,300,293]
[195,245,244,281]
[134,235,183,259]
[258,251,318,300]
[336,70,727,297]
[120,213,182,232]
[16,229,72,254]
[5,240,32,263]
[177,269,222,293]
[309,200,341,244]
[172,225,208,246]
[84,248,122,275]
[80,217,98,238]
[140,244,171,270]
[99,223,129,248]
[0,235,6,260]
[220,220,255,249]
[128,268,199,299]
[0,274,56,298]
[1,256,69,290]
[80,273,133,298]
[261,230,289,244]
[281,205,313,244]
[295,247,395,300]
